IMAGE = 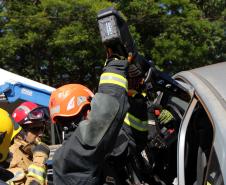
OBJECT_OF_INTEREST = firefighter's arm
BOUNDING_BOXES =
[98,59,128,98]
[77,59,130,153]
[25,142,50,185]
[7,142,26,184]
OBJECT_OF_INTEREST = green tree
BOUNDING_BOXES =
[118,0,225,72]
[0,0,113,90]
[0,0,225,86]
[190,0,226,18]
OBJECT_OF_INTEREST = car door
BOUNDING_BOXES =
[149,79,193,184]
[155,75,216,185]
[205,148,224,185]
[177,95,215,185]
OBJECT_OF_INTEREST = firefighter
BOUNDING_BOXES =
[49,59,174,184]
[49,56,131,184]
[49,84,94,141]
[49,85,150,184]
[50,62,176,184]
[0,108,22,184]
[7,102,50,185]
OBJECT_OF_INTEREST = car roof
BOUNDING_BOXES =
[175,62,226,179]
[176,62,226,106]
[190,62,226,102]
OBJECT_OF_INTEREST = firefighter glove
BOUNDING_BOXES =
[158,109,174,125]
[128,54,149,78]
[32,142,50,165]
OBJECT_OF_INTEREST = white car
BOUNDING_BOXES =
[155,62,226,185]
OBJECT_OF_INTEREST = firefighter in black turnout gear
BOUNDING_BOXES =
[49,6,158,183]
[49,6,177,184]
[102,90,150,185]
[49,58,131,185]
[49,53,158,185]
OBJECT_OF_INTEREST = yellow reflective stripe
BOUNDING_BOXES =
[27,164,45,182]
[99,72,128,91]
[124,113,148,131]
[206,182,211,185]
[27,171,44,183]
[28,164,45,173]
[141,92,147,97]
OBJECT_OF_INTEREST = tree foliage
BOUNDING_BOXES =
[0,0,225,89]
[118,0,225,72]
[0,0,113,89]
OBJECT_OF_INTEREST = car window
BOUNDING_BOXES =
[158,77,192,124]
[184,102,214,185]
[160,93,190,123]
[166,96,189,118]
[205,149,224,185]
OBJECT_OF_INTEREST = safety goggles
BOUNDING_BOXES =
[27,107,49,122]
[18,107,49,126]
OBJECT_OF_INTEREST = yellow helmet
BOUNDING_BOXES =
[0,108,22,162]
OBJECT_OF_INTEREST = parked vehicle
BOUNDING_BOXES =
[146,62,226,185]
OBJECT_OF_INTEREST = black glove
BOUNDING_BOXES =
[0,167,14,182]
[128,54,149,78]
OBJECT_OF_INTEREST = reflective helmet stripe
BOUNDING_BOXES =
[124,113,148,131]
[99,72,128,91]
[27,164,46,182]
[17,105,31,114]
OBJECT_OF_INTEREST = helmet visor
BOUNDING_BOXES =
[27,107,49,122]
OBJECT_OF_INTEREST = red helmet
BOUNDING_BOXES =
[12,101,39,125]
[49,84,94,123]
